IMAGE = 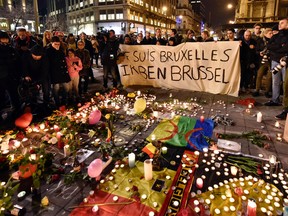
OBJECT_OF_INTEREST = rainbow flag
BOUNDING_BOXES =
[147,116,214,151]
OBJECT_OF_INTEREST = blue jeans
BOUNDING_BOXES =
[272,60,286,103]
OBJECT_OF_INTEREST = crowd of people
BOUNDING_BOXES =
[0,18,287,121]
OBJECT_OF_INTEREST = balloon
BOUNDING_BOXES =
[89,110,101,125]
[15,112,33,128]
[134,98,146,113]
[87,159,103,178]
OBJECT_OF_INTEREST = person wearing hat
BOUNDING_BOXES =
[21,44,50,108]
[0,31,21,113]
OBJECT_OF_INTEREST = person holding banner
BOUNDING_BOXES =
[155,28,167,45]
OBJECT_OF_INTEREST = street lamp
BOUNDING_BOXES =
[227,3,233,9]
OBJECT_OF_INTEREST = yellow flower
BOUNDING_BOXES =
[105,114,111,120]
[41,196,49,206]
[127,92,136,98]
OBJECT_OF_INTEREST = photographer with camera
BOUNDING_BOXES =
[252,28,273,97]
[264,19,288,110]
[100,30,119,91]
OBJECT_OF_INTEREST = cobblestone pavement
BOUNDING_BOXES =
[90,66,288,169]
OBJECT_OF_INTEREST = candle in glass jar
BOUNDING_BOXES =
[161,146,168,154]
[200,116,205,123]
[153,111,159,118]
[247,199,257,216]
[64,145,70,157]
[92,205,99,213]
[196,178,203,189]
[128,153,135,168]
[230,166,238,176]
[275,121,280,128]
[144,159,153,180]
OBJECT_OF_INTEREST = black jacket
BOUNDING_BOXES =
[100,37,119,65]
[267,29,288,62]
[46,46,70,84]
[0,43,19,80]
[21,51,49,83]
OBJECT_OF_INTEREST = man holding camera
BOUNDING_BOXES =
[264,19,288,113]
[100,30,119,91]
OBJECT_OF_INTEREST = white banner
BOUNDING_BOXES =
[118,41,241,97]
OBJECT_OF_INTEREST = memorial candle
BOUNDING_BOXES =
[64,145,70,157]
[275,121,280,128]
[247,199,257,216]
[257,112,262,123]
[196,178,203,189]
[128,153,135,168]
[161,146,168,154]
[144,159,153,180]
[230,166,238,176]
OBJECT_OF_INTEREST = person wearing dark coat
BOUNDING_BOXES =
[0,31,20,111]
[142,31,156,45]
[154,28,167,45]
[46,36,71,107]
[240,30,257,91]
[13,27,36,57]
[21,45,50,106]
[79,32,96,82]
[75,40,91,95]
[101,30,120,89]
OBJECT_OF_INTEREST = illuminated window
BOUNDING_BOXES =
[145,3,148,8]
[80,2,83,7]
[108,14,115,20]
[150,6,153,11]
[91,15,94,21]
[135,15,138,21]
[81,17,84,22]
[139,16,143,22]
[135,0,139,4]
[140,0,143,6]
[100,14,106,20]
[90,0,93,4]
[99,0,105,2]
[116,13,123,19]
[130,15,134,20]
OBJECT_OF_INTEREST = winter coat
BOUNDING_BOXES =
[267,29,288,62]
[0,43,19,80]
[100,37,119,65]
[66,56,83,78]
[46,46,71,84]
[21,51,49,83]
[75,48,90,76]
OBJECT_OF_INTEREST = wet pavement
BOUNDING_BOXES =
[90,66,288,169]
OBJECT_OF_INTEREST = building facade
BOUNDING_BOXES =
[0,0,37,32]
[176,0,196,35]
[46,0,200,36]
[235,0,288,24]
[190,0,206,33]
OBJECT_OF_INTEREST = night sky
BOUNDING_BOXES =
[38,0,47,16]
[202,0,236,28]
